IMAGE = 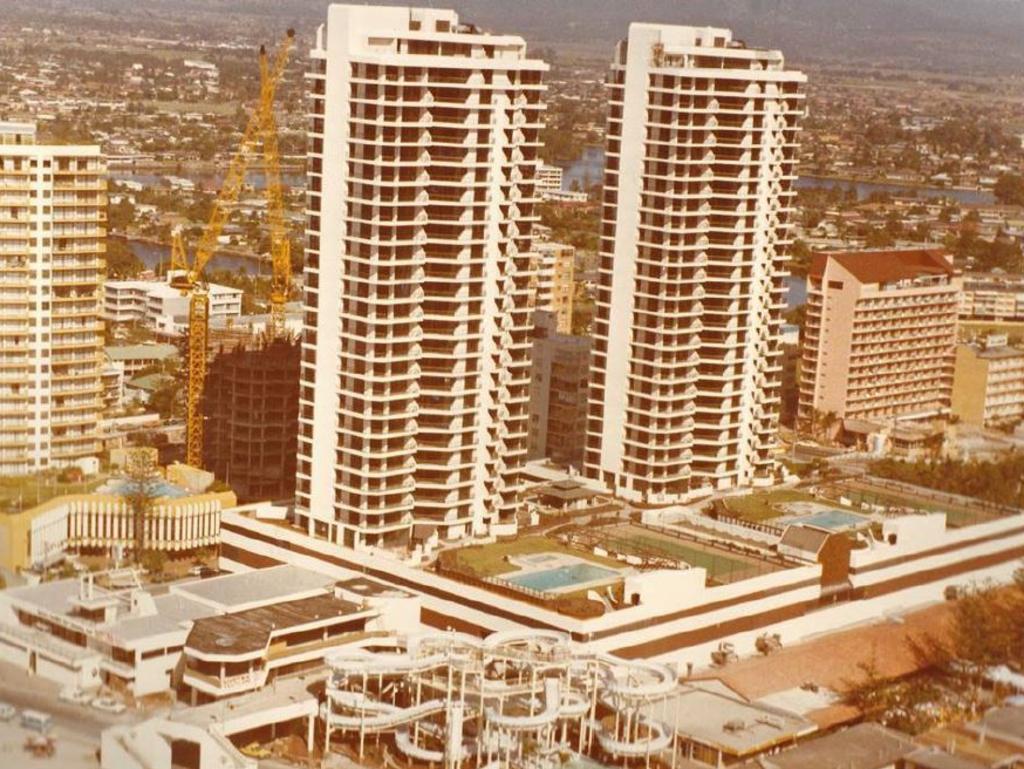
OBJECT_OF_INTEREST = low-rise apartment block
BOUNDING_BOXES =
[959,272,1024,321]
[103,343,179,377]
[536,163,564,198]
[951,335,1024,428]
[104,272,242,335]
[799,249,961,427]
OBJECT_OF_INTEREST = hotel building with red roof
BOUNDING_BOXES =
[798,248,961,427]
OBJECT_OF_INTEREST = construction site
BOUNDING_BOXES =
[202,335,299,504]
[163,30,301,492]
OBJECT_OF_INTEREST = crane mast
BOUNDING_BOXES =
[172,29,295,468]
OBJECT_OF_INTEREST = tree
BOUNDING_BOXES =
[105,238,144,279]
[789,239,812,278]
[148,379,183,420]
[140,549,167,576]
[122,449,161,566]
[994,173,1024,207]
[869,453,1024,507]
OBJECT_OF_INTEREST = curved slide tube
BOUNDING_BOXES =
[484,678,562,731]
[322,694,446,731]
[591,716,674,757]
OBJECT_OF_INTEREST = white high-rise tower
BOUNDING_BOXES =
[295,5,547,549]
[0,123,105,476]
[585,24,806,503]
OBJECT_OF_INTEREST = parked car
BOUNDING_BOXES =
[90,696,126,715]
[0,702,15,721]
[23,735,55,758]
[58,687,93,706]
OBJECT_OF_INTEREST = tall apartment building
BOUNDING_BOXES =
[799,249,960,427]
[585,25,805,503]
[533,241,575,334]
[0,123,105,475]
[951,336,1024,429]
[296,5,547,549]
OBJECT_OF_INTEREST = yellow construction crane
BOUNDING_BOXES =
[171,29,295,468]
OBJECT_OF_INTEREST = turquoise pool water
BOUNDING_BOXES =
[505,563,618,592]
[788,509,866,531]
[102,479,188,498]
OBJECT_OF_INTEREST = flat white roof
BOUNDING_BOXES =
[641,683,816,755]
[170,565,336,612]
[108,593,216,645]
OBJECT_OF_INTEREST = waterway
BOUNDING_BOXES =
[126,239,263,275]
[558,146,996,205]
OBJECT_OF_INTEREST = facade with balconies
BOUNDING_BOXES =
[295,6,548,550]
[585,24,805,504]
[798,248,961,428]
[0,122,105,475]
[952,337,1024,429]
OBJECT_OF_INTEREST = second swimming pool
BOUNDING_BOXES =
[504,563,619,593]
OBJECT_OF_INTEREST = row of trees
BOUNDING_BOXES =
[869,453,1024,508]
[845,569,1024,734]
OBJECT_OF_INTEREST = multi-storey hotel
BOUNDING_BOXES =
[0,122,105,475]
[585,25,805,503]
[799,249,961,426]
[296,5,547,549]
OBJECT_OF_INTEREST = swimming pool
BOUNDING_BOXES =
[504,563,619,593]
[100,479,188,499]
[786,509,867,531]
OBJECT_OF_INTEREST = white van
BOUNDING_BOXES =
[20,709,52,733]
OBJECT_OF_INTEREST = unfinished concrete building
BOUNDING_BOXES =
[203,337,300,503]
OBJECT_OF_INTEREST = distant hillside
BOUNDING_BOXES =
[6,0,1024,72]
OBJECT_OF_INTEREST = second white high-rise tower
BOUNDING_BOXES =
[586,24,805,503]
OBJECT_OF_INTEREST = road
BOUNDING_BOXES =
[0,660,141,768]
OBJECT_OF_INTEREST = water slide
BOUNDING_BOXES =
[484,677,563,731]
[598,657,677,699]
[322,692,447,731]
[591,715,674,757]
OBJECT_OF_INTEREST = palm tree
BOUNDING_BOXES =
[123,450,160,566]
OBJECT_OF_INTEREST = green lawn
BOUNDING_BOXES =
[600,530,753,579]
[840,485,990,528]
[0,473,108,514]
[448,536,620,578]
[722,489,818,521]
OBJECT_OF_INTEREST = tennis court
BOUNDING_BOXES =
[587,524,784,583]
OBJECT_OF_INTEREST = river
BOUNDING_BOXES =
[558,147,995,205]
[126,239,264,275]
